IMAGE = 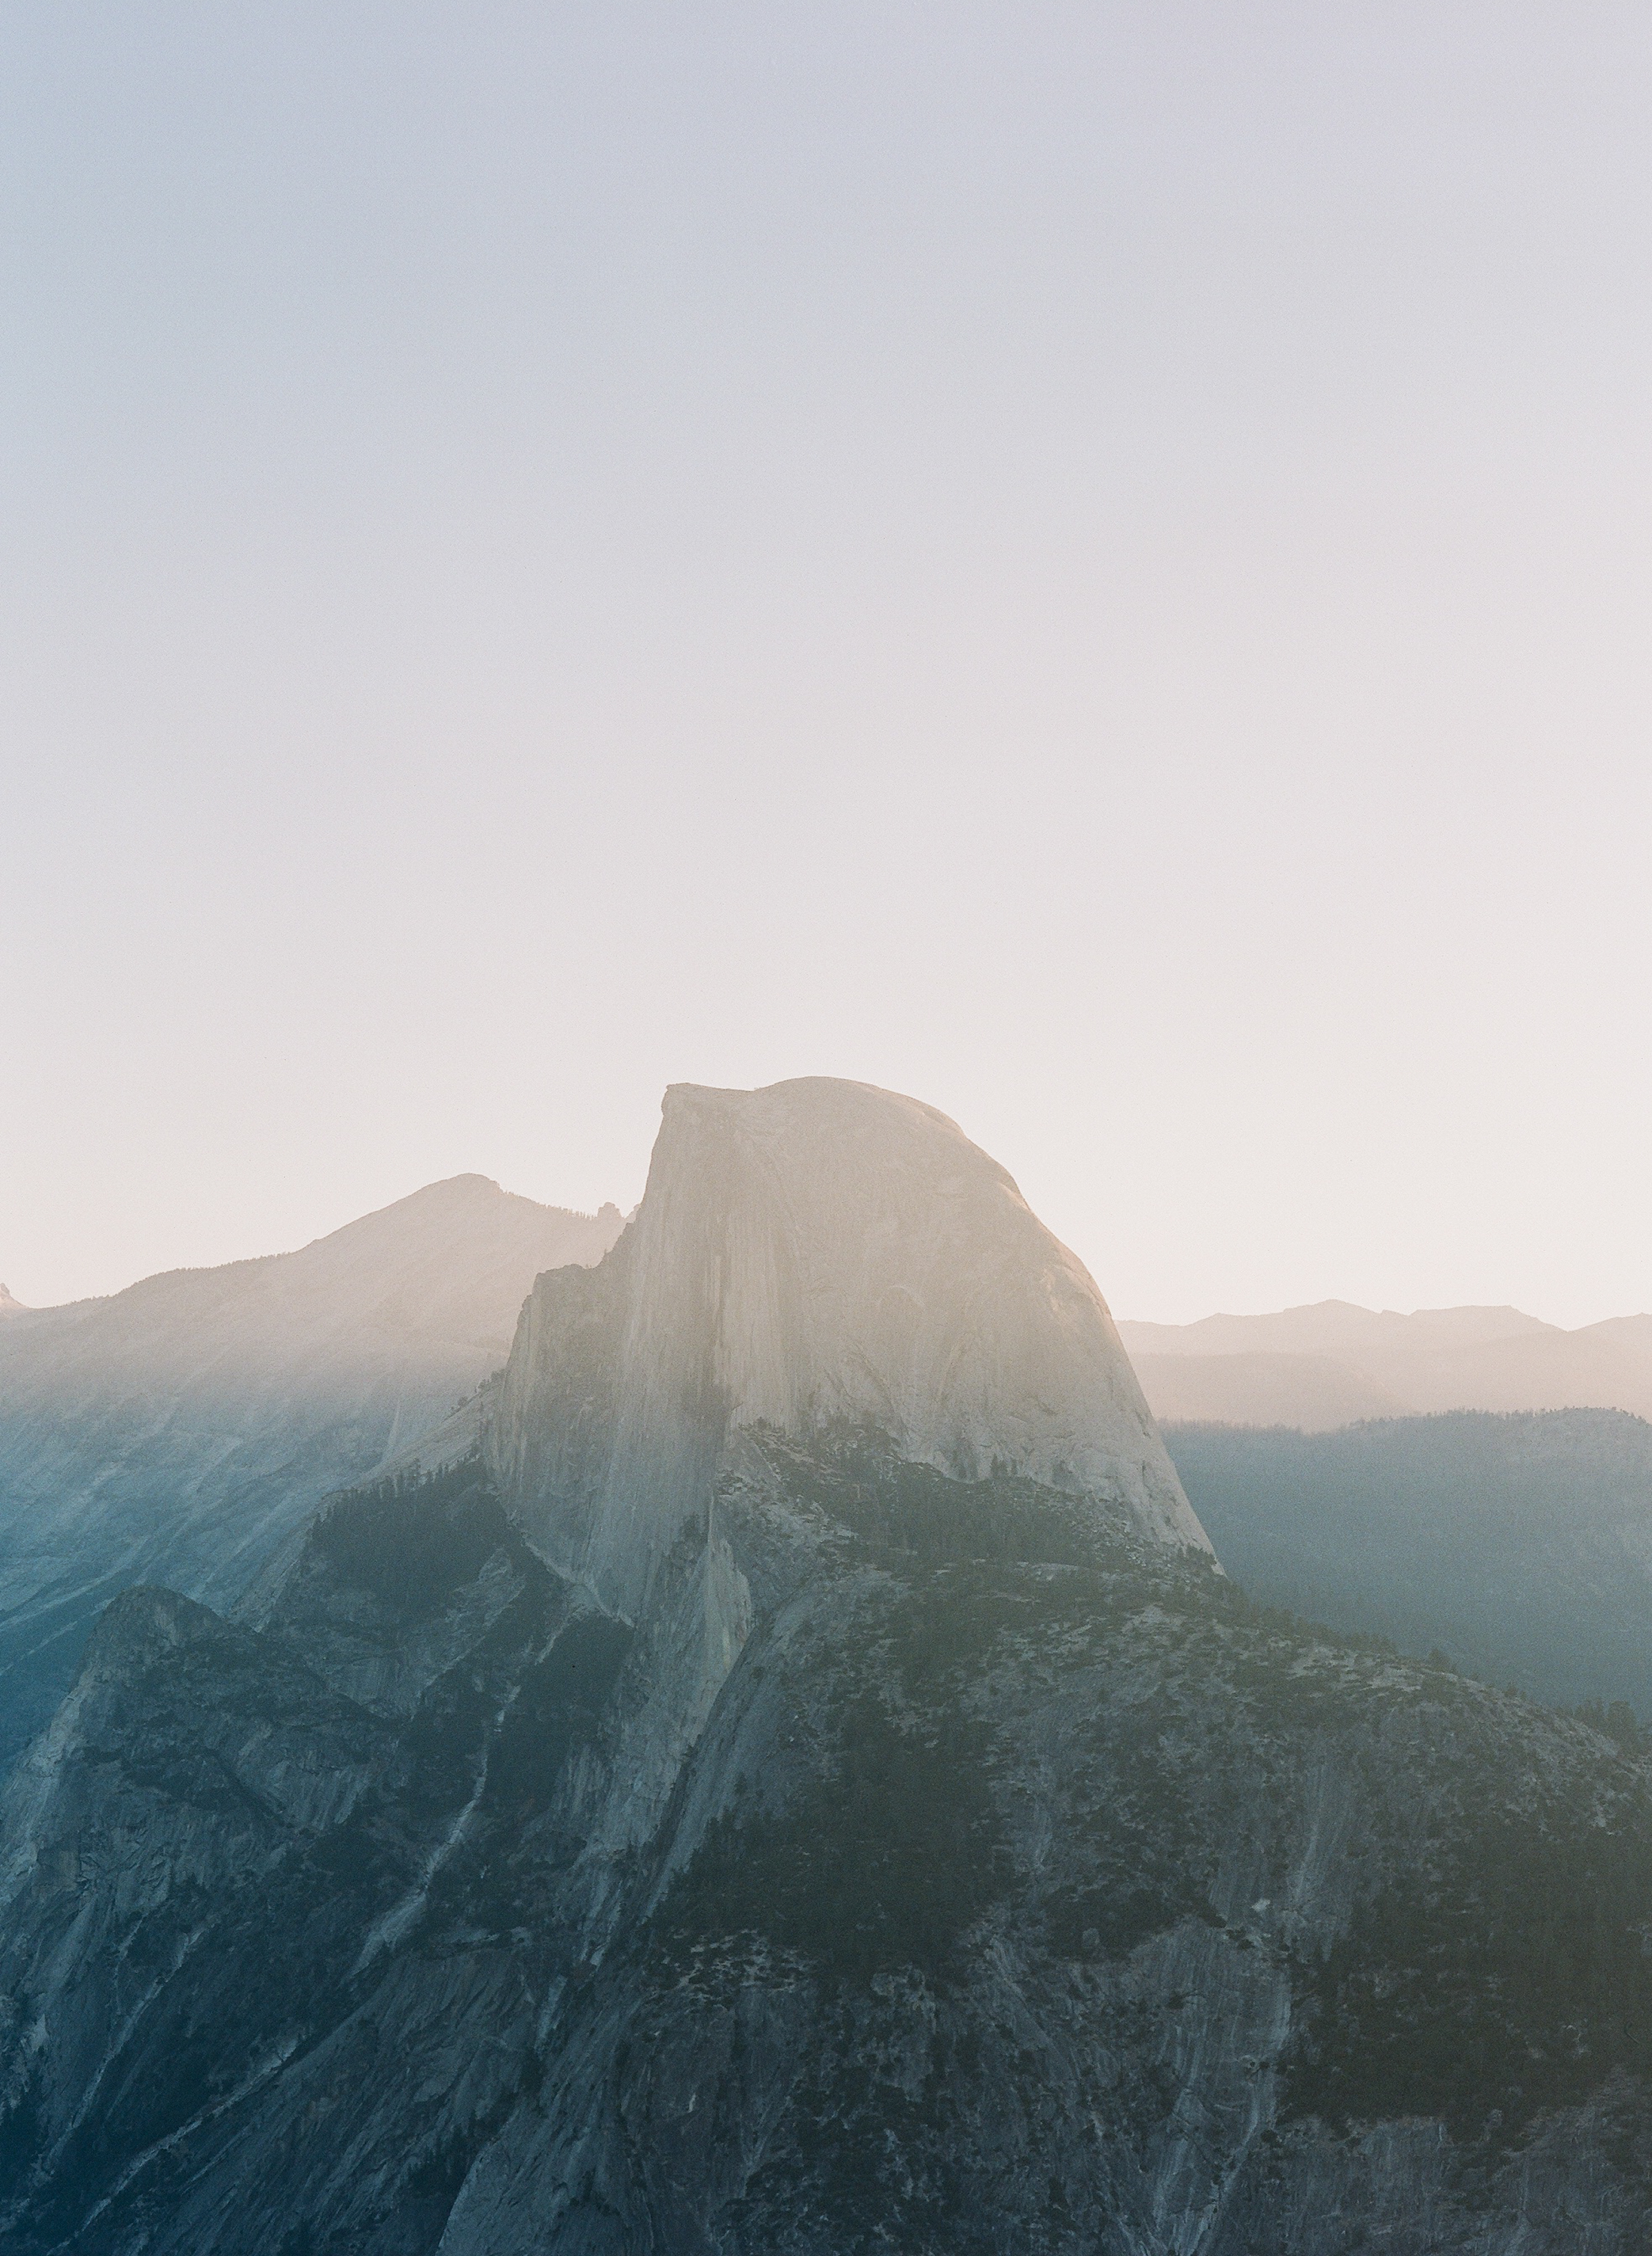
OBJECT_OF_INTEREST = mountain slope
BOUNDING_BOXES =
[4,1082,1652,2250]
[0,1177,622,1767]
[1166,1408,1652,1714]
[4,1453,1652,2253]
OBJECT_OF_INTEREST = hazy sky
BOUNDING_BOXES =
[4,5,1650,1325]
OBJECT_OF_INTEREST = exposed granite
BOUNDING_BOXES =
[490,1079,1205,1621]
[2,1450,1651,2252]
[3,1083,1651,2251]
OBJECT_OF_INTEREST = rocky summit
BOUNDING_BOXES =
[490,1077,1207,1618]
[3,1080,1652,2253]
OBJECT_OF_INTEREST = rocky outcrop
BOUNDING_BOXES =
[3,1451,1652,2253]
[3,1082,1652,2251]
[491,1079,1205,1616]
[0,1177,622,1769]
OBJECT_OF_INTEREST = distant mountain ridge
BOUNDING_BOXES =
[1121,1298,1652,1429]
[0,1175,624,1767]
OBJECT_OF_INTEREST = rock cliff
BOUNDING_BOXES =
[491,1079,1205,1616]
[3,1453,1652,2253]
[3,1082,1652,2252]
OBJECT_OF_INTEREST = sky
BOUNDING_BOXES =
[3,3,1650,1326]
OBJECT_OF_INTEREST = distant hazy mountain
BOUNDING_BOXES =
[1166,1409,1652,1717]
[1121,1299,1652,1429]
[8,1084,1652,2251]
[1134,1349,1411,1427]
[0,1177,622,1765]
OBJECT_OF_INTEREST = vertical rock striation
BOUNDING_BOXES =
[490,1078,1207,1615]
[6,1080,1652,2251]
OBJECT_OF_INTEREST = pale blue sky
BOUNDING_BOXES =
[3,5,1650,1323]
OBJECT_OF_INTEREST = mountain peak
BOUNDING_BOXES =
[491,1076,1208,1613]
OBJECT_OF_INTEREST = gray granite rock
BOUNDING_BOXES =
[3,1084,1651,2251]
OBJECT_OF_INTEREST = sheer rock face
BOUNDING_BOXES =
[6,1089,1652,2252]
[490,1079,1207,1613]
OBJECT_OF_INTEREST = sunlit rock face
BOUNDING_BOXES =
[3,1085,1652,2253]
[491,1077,1208,1613]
